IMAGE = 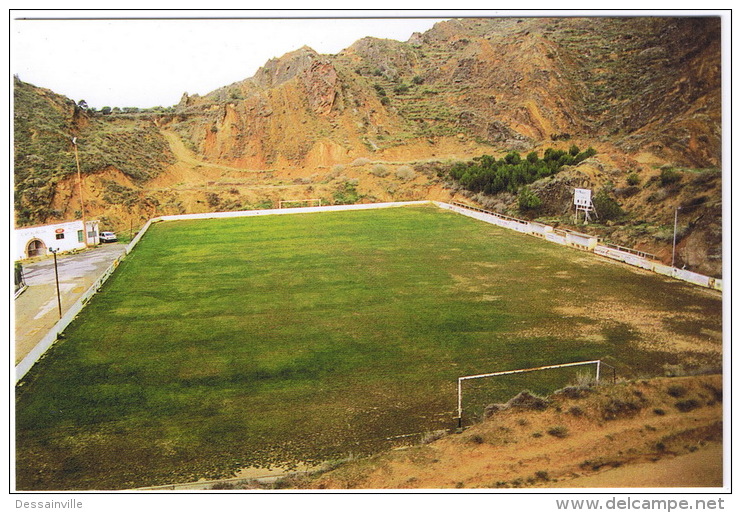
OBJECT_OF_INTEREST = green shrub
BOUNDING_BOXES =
[206,192,221,208]
[675,399,700,412]
[568,406,585,417]
[547,425,569,438]
[210,481,236,490]
[592,189,624,221]
[626,173,641,186]
[467,434,485,444]
[550,133,571,141]
[445,147,597,198]
[332,181,361,205]
[534,470,550,482]
[667,385,687,398]
[602,398,642,420]
[518,186,542,212]
[373,84,387,96]
[660,167,682,186]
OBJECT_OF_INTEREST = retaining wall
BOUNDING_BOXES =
[434,201,722,292]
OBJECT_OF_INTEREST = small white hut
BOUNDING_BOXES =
[15,220,100,260]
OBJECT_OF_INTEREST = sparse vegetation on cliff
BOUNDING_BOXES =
[13,77,174,226]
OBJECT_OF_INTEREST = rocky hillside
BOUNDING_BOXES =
[13,16,723,276]
[13,78,175,228]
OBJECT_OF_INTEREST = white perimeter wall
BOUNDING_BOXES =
[433,201,721,292]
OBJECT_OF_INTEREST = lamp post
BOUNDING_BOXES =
[672,206,682,268]
[72,137,88,248]
[50,248,62,319]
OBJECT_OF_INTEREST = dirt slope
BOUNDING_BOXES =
[244,374,724,490]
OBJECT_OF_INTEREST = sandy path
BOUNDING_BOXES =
[549,443,724,488]
[160,130,261,175]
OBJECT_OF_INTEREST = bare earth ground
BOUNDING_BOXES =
[548,443,723,488]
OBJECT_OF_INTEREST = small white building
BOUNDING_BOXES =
[15,220,100,260]
[563,229,600,251]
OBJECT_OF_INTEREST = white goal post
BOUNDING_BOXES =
[278,198,322,209]
[456,359,610,427]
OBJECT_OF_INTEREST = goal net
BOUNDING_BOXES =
[456,360,607,427]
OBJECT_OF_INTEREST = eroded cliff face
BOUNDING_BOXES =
[163,17,720,172]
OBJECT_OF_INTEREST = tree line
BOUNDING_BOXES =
[76,100,176,116]
[446,145,596,196]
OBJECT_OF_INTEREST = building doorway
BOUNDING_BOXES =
[26,239,46,258]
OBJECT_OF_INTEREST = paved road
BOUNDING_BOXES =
[14,243,128,364]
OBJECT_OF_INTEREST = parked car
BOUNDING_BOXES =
[99,231,118,243]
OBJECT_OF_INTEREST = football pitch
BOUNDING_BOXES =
[15,205,723,489]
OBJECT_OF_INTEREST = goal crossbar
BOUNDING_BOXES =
[456,359,603,423]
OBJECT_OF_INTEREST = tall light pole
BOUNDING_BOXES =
[50,248,62,319]
[72,137,88,248]
[672,206,682,268]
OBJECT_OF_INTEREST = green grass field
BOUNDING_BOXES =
[15,205,723,489]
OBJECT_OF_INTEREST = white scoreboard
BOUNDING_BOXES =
[574,188,592,207]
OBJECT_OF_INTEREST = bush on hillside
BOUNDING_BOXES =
[592,189,625,221]
[446,147,597,197]
[660,167,682,186]
[395,165,416,181]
